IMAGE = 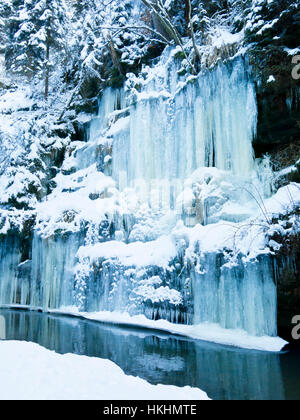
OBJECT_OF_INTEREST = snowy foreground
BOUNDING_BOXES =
[0,341,210,400]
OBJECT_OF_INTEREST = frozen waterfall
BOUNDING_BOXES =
[0,52,281,346]
[112,56,257,208]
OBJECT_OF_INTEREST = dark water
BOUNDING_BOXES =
[0,308,299,400]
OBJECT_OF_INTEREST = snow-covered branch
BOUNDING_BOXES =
[98,25,171,45]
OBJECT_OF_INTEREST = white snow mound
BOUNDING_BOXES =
[0,341,210,400]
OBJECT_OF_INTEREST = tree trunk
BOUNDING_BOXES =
[45,26,50,100]
[140,0,196,74]
[187,0,201,66]
[140,0,181,46]
[108,34,123,75]
[184,0,191,36]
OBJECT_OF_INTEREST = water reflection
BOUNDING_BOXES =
[0,309,295,400]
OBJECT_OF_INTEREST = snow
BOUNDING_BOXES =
[0,54,6,80]
[73,197,277,269]
[0,80,72,210]
[0,341,210,400]
[35,164,119,236]
[0,300,287,352]
[0,14,298,361]
[176,183,300,260]
[208,28,244,50]
[76,113,92,124]
[106,115,130,137]
[0,86,34,113]
[77,235,177,268]
[51,308,288,353]
[0,210,33,236]
[264,183,300,215]
[284,47,300,56]
[134,282,183,305]
[256,19,279,36]
[277,165,297,177]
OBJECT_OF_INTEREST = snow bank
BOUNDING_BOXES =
[264,183,300,215]
[208,28,244,50]
[0,341,210,400]
[53,308,287,353]
[0,86,34,113]
[77,235,177,268]
[36,164,118,235]
[75,183,300,271]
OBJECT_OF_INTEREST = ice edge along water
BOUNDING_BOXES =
[0,53,287,352]
[0,305,287,352]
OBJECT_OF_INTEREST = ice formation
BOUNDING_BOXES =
[0,50,292,348]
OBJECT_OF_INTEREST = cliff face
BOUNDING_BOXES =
[253,53,300,157]
[244,1,300,160]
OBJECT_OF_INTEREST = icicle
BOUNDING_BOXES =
[112,57,257,208]
[30,232,82,310]
[0,235,23,306]
[192,254,277,337]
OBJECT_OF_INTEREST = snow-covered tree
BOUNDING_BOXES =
[1,1,23,60]
[72,0,95,18]
[11,0,67,97]
[245,0,299,46]
[243,0,300,81]
[105,0,151,71]
[0,1,11,52]
[65,0,168,98]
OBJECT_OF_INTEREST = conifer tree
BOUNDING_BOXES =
[1,0,22,59]
[12,0,67,98]
[0,1,11,52]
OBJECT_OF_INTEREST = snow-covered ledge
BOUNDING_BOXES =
[52,307,287,353]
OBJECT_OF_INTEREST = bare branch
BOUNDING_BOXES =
[140,0,197,74]
[99,25,171,45]
[188,0,201,64]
